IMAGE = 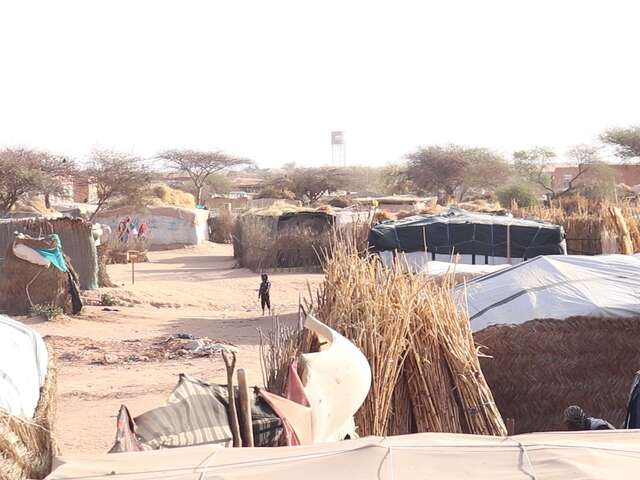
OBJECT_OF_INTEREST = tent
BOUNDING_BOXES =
[457,254,640,332]
[47,430,640,480]
[0,315,48,418]
[369,208,566,267]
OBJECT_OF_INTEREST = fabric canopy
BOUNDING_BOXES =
[456,254,640,332]
[0,315,49,418]
[48,430,640,480]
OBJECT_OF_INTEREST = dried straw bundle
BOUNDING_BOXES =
[0,345,58,480]
[406,278,506,435]
[475,317,640,433]
[310,242,506,437]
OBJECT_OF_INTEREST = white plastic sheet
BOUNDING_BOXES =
[457,254,640,332]
[0,315,48,418]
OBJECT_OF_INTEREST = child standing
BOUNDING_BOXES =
[258,273,271,315]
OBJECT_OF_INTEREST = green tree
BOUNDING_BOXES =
[406,144,509,203]
[513,147,556,196]
[600,126,640,160]
[496,182,539,208]
[0,148,48,215]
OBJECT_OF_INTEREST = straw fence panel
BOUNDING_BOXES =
[475,316,640,433]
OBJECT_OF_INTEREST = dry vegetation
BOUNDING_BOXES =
[305,240,506,437]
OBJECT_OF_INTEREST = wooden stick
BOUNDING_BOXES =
[222,350,241,447]
[237,368,254,447]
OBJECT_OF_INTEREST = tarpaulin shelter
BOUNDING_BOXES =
[369,208,566,268]
[48,430,640,480]
[458,254,640,332]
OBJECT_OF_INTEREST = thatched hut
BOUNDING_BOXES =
[0,217,98,290]
[0,234,82,316]
[234,206,335,271]
[475,317,640,433]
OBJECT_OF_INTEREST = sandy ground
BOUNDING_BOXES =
[27,242,322,455]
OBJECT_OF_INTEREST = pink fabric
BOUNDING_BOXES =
[284,361,310,407]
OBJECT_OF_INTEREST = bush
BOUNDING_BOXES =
[30,303,63,321]
[100,293,119,306]
[496,183,539,208]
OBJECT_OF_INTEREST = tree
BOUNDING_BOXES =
[205,173,232,195]
[496,182,539,208]
[405,144,509,203]
[600,126,640,160]
[158,150,252,204]
[86,150,152,221]
[0,148,48,215]
[263,167,347,204]
[39,154,76,208]
[559,144,602,194]
[513,147,557,196]
[380,163,415,195]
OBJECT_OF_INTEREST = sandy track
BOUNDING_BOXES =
[28,243,322,455]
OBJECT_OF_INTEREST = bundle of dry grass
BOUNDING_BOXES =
[0,241,76,316]
[513,201,640,254]
[0,345,58,480]
[309,242,506,437]
[475,316,640,433]
[148,184,196,209]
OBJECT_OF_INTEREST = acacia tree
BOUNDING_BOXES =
[158,150,252,204]
[86,150,152,221]
[405,144,509,203]
[513,147,557,196]
[281,167,347,203]
[600,126,640,160]
[39,154,76,208]
[0,148,48,215]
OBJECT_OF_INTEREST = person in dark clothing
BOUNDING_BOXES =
[258,273,271,316]
[564,405,615,431]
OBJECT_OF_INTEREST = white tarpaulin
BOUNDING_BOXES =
[457,254,640,332]
[0,315,48,418]
[48,430,640,480]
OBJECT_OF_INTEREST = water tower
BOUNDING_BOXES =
[331,131,346,167]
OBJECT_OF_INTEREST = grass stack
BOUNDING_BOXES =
[309,242,506,437]
[0,345,58,480]
[475,316,640,433]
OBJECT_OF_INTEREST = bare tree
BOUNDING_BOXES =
[0,148,49,215]
[39,154,77,208]
[86,150,152,221]
[158,150,252,205]
[600,126,640,160]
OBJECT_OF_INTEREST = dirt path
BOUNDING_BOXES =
[29,243,322,455]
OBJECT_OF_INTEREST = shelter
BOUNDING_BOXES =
[458,254,640,332]
[0,233,83,316]
[48,430,640,480]
[369,208,566,269]
[97,206,210,246]
[0,217,98,290]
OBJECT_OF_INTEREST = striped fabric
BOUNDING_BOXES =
[109,374,284,453]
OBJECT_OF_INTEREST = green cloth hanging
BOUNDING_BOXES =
[33,234,68,272]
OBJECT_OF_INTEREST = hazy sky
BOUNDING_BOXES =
[0,1,638,168]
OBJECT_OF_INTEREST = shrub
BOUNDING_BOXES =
[30,303,64,321]
[496,183,539,208]
[100,293,119,306]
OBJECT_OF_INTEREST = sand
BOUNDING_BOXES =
[27,242,323,455]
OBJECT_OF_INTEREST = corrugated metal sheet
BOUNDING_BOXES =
[0,217,98,289]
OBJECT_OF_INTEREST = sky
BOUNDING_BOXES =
[0,1,639,168]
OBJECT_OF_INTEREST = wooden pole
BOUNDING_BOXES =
[506,224,511,264]
[222,350,241,447]
[610,206,634,255]
[237,368,254,447]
